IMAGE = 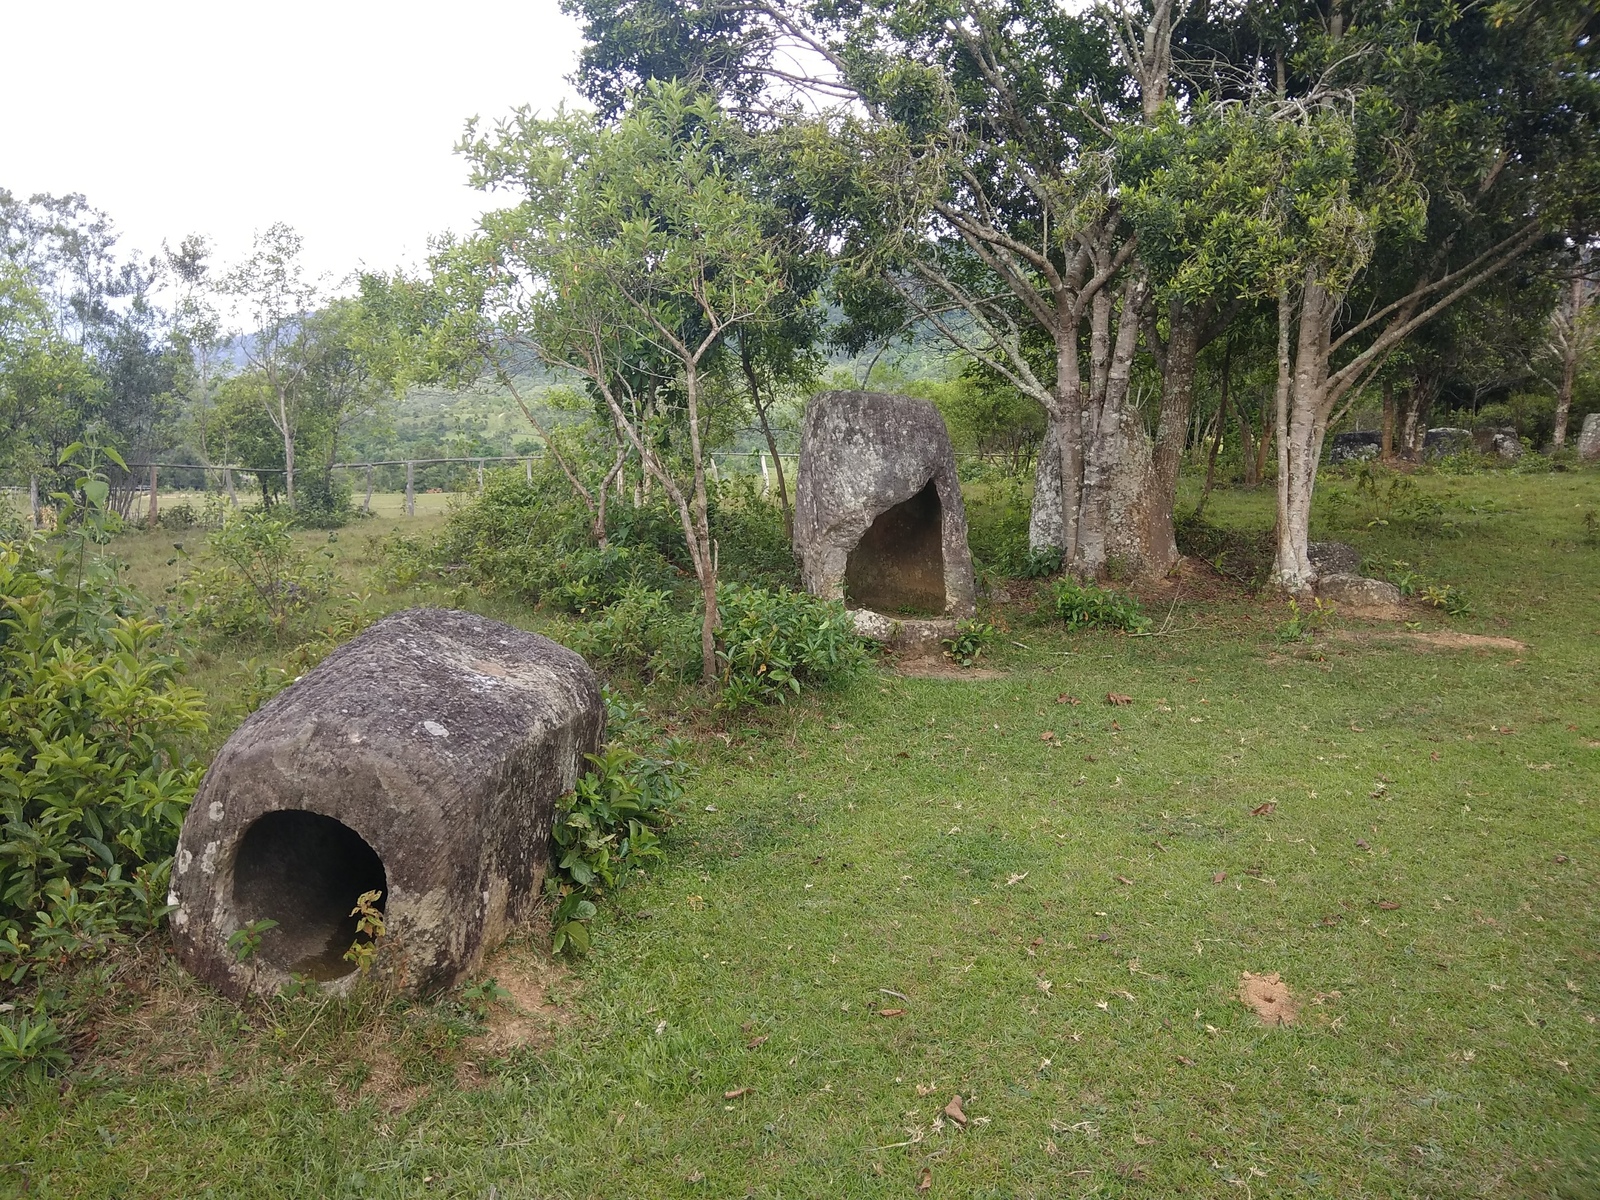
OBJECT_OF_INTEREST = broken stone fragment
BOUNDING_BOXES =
[170,608,604,999]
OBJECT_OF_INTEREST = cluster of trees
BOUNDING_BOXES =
[390,0,1595,612]
[0,198,396,516]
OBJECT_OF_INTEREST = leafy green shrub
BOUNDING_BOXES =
[715,585,869,710]
[0,532,207,985]
[1050,580,1152,632]
[549,544,677,614]
[0,1009,69,1090]
[561,583,699,681]
[1276,597,1334,643]
[546,692,690,955]
[942,619,997,667]
[184,512,336,640]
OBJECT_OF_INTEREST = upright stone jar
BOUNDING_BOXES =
[170,608,604,999]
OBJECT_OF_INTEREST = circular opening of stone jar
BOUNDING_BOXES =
[230,810,387,981]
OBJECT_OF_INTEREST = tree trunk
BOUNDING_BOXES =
[1144,308,1202,572]
[1380,377,1396,460]
[1553,276,1582,448]
[278,390,296,510]
[1272,283,1315,595]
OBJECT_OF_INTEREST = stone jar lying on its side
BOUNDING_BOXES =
[170,608,604,999]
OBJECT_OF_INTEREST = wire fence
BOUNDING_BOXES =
[5,449,807,527]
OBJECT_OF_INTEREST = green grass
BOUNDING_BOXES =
[3,468,1598,1199]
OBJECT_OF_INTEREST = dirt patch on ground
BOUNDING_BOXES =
[1239,971,1298,1026]
[892,655,1007,679]
[1337,629,1529,652]
[467,941,578,1055]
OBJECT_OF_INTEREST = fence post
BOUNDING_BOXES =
[363,464,374,512]
[478,459,485,492]
[759,452,771,496]
[147,463,160,526]
[29,475,40,529]
[405,461,415,517]
[224,466,239,508]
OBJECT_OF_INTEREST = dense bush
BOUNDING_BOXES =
[183,511,338,640]
[0,531,206,985]
[1050,579,1152,633]
[716,585,868,709]
[560,583,699,681]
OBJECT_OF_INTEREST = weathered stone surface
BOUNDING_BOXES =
[1578,412,1600,463]
[1327,431,1381,464]
[1307,541,1363,577]
[850,610,957,653]
[795,391,976,619]
[1473,427,1524,460]
[1422,427,1474,460]
[170,608,604,999]
[1315,572,1404,615]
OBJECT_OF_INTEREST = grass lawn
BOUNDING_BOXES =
[3,468,1598,1199]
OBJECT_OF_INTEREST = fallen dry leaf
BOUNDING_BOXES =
[746,1035,768,1049]
[1239,971,1298,1026]
[943,1095,968,1126]
[1115,874,1135,886]
[1040,730,1058,743]
[1376,900,1401,911]
[1175,1055,1195,1067]
[1107,693,1134,706]
[724,1087,751,1100]
[1250,802,1276,817]
[916,1166,933,1194]
[1553,854,1569,864]
[1110,720,1123,731]
[1355,839,1370,850]
[1057,693,1081,705]
[1212,871,1228,884]
[878,1008,907,1018]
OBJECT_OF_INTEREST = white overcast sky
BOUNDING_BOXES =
[0,0,585,285]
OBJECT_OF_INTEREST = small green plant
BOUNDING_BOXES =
[0,1009,70,1090]
[1381,560,1424,596]
[342,889,386,974]
[942,619,997,667]
[1020,545,1064,579]
[227,918,279,963]
[1421,583,1472,617]
[1050,580,1152,633]
[460,977,512,1020]
[1277,597,1335,643]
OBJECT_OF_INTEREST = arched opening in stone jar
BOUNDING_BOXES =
[230,810,387,980]
[844,479,947,615]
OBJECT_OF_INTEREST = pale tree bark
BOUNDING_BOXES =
[1550,269,1596,449]
[1272,221,1544,592]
